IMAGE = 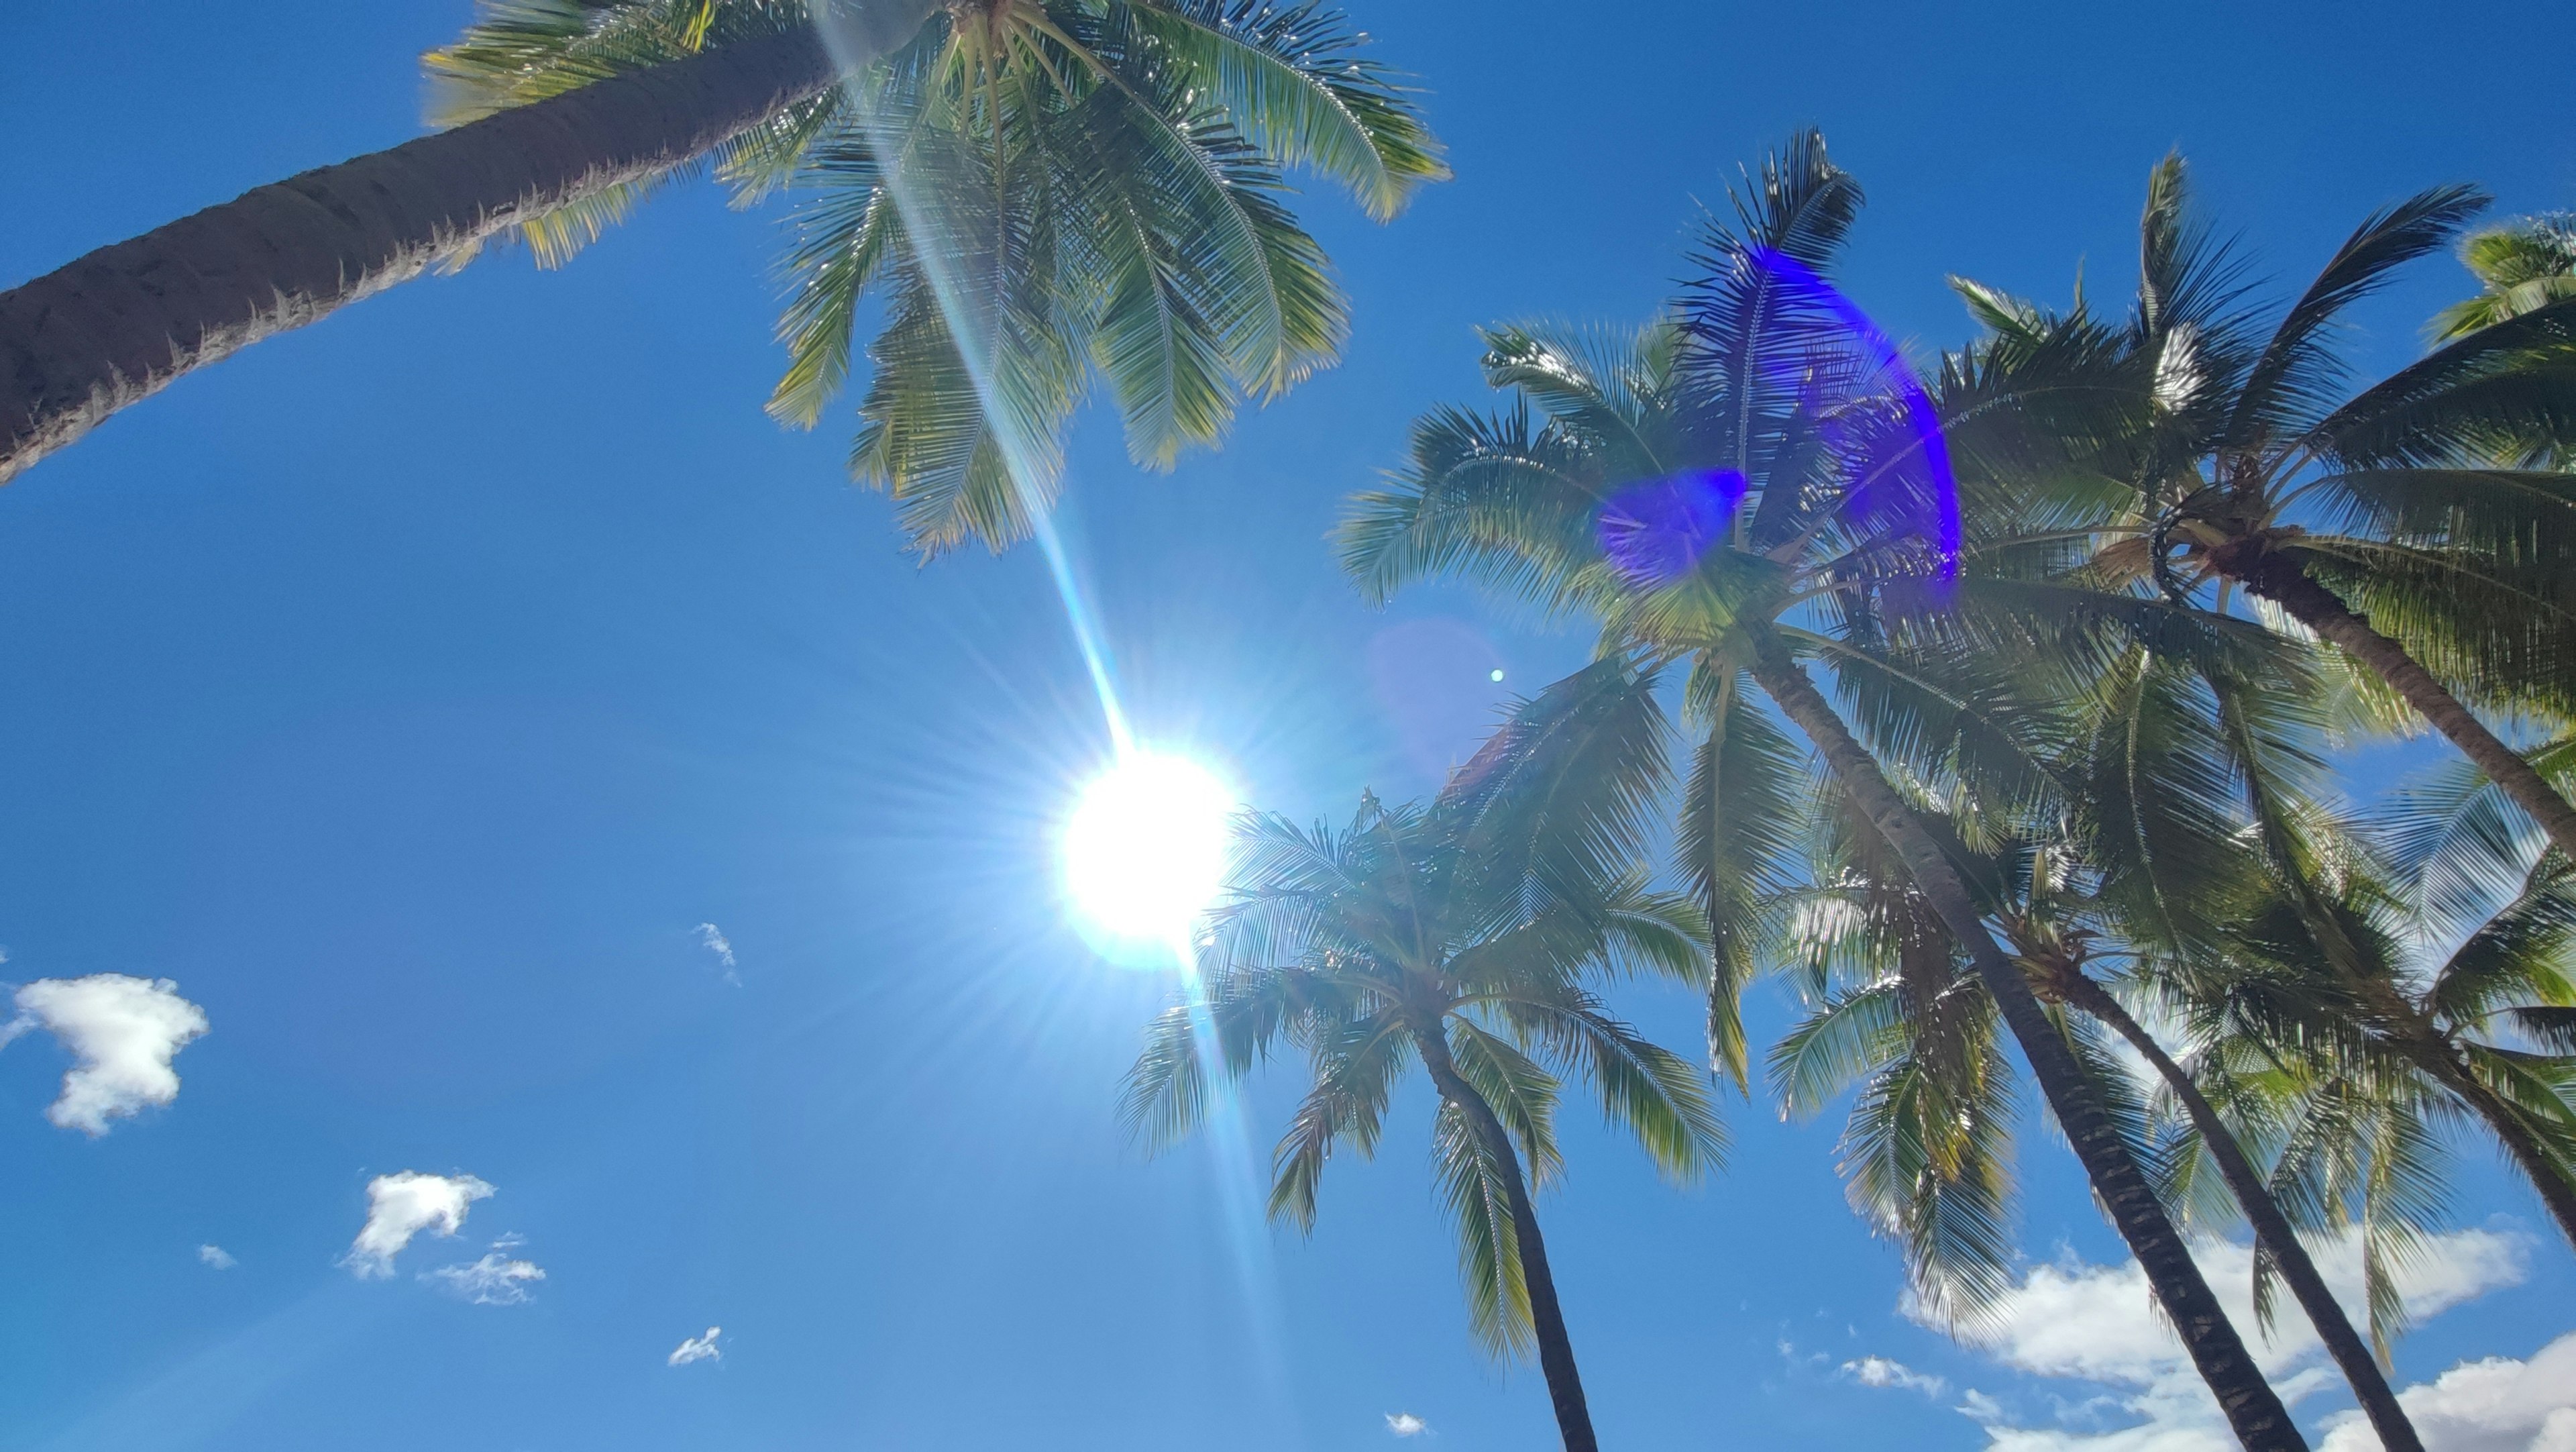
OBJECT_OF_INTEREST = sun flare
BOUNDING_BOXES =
[1063,754,1237,943]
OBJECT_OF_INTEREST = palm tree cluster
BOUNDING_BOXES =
[1128,134,2576,1452]
[1,0,1444,536]
[6,9,2571,1449]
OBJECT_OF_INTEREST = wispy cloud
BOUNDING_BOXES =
[424,1249,545,1306]
[1844,1355,1947,1398]
[669,1327,724,1367]
[197,1243,236,1269]
[694,924,740,984]
[342,1172,494,1279]
[1,976,209,1134]
[1385,1413,1430,1437]
[1935,1229,2528,1450]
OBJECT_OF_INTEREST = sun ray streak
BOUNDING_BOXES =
[812,11,1293,1418]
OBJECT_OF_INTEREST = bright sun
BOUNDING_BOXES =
[1063,752,1236,943]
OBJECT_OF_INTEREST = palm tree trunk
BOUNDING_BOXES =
[2228,552,2576,860]
[0,4,941,486]
[2055,973,2423,1452]
[1416,1027,1599,1452]
[1748,633,2308,1452]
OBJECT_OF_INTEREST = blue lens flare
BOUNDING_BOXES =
[1745,244,1962,582]
[1599,468,1749,584]
[1592,248,1960,588]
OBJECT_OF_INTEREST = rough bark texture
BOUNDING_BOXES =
[1417,1027,1599,1452]
[1748,633,2308,1452]
[0,5,936,486]
[2057,973,2422,1452]
[2230,551,2576,861]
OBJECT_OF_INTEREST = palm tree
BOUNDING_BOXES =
[1122,662,1724,1452]
[2009,875,2433,1452]
[2434,213,2576,343]
[2210,794,2576,1253]
[0,0,1444,517]
[2432,211,2576,472]
[1336,132,2310,1449]
[1772,772,2430,1452]
[1945,157,2576,860]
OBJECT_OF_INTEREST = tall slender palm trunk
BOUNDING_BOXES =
[1748,633,2308,1452]
[0,3,941,486]
[2226,551,2576,860]
[1417,1027,1599,1452]
[2053,973,2423,1452]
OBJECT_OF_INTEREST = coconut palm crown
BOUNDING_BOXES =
[1336,132,2313,1449]
[431,0,1448,554]
[1122,660,1723,1452]
[1945,158,2576,856]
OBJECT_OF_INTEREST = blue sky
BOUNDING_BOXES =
[2,2,2573,1449]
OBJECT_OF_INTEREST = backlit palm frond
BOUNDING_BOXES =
[1060,92,1342,465]
[2067,647,2282,961]
[2434,215,2576,342]
[1675,129,1868,476]
[1335,403,1609,613]
[2310,468,2576,608]
[1114,0,1448,221]
[1837,994,2020,1328]
[2512,1006,2576,1053]
[767,129,908,427]
[1595,875,1712,987]
[1680,662,1806,1087]
[2239,1061,2452,1355]
[2130,152,2256,366]
[1781,626,2062,833]
[2294,535,2576,719]
[1267,1008,1413,1229]
[1119,1003,1210,1149]
[2426,858,2576,1029]
[1437,656,1670,928]
[1446,1017,1565,1187]
[839,100,1095,552]
[1479,319,1687,482]
[2227,185,2487,447]
[2304,301,2576,470]
[1769,980,1906,1120]
[1432,1096,1533,1357]
[425,0,799,122]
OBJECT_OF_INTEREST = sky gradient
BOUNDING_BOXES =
[2,2,2572,1449]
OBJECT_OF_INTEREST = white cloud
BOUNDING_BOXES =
[1,976,209,1134]
[2318,1333,2576,1452]
[1940,1229,2528,1451]
[1385,1413,1431,1437]
[424,1251,544,1306]
[695,923,739,984]
[669,1327,723,1367]
[197,1244,236,1270]
[342,1172,494,1279]
[1846,1355,1949,1397]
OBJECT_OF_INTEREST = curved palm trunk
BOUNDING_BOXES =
[1748,634,2308,1452]
[2055,973,2424,1452]
[1416,1027,1599,1452]
[0,4,941,486]
[2226,552,2576,860]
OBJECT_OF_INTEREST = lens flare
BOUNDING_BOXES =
[1064,754,1236,941]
